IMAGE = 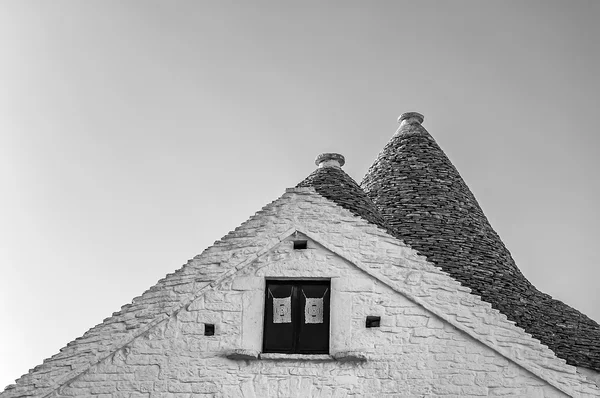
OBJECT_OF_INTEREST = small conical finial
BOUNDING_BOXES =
[315,153,345,168]
[398,112,424,126]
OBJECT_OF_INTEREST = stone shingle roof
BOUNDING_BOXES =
[296,154,396,237]
[360,112,600,371]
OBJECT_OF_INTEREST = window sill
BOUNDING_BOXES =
[260,353,333,361]
[225,349,366,362]
[332,351,367,362]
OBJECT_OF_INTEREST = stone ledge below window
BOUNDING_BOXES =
[225,349,366,362]
[331,351,368,362]
[225,349,260,360]
[260,353,333,361]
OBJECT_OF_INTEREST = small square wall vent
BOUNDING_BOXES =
[204,324,215,336]
[366,316,381,328]
[293,240,308,250]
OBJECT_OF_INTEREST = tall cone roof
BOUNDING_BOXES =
[360,112,600,371]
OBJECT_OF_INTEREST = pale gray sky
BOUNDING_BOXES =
[1,0,599,388]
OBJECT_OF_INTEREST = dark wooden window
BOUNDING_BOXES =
[263,280,330,354]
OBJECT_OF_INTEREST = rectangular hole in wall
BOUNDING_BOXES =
[366,316,381,328]
[293,240,307,250]
[204,323,215,336]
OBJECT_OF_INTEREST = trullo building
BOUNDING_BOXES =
[3,112,600,397]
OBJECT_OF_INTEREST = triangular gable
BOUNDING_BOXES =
[3,187,598,397]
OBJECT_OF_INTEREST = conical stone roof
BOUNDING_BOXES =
[360,112,600,371]
[296,153,397,237]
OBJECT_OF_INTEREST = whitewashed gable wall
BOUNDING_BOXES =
[38,188,599,398]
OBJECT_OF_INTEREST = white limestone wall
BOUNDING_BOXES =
[578,367,600,388]
[4,188,593,397]
[52,236,570,397]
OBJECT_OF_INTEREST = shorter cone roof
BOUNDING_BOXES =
[296,161,394,236]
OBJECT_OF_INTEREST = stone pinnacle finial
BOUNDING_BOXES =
[315,153,345,168]
[398,112,424,126]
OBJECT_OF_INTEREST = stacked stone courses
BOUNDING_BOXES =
[360,114,600,371]
[296,166,396,237]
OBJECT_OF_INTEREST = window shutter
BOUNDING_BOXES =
[263,282,295,353]
[297,283,330,354]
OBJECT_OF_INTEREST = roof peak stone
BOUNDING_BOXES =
[398,112,424,127]
[315,153,345,168]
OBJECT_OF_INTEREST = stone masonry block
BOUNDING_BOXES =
[232,276,264,291]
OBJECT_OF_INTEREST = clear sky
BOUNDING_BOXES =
[1,0,599,388]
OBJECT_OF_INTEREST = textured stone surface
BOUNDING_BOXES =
[296,166,396,238]
[360,117,600,372]
[2,189,598,397]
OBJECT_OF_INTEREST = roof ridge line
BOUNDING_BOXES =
[40,223,297,398]
[42,312,168,398]
[2,193,299,397]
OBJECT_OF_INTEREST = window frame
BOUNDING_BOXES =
[262,279,331,355]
